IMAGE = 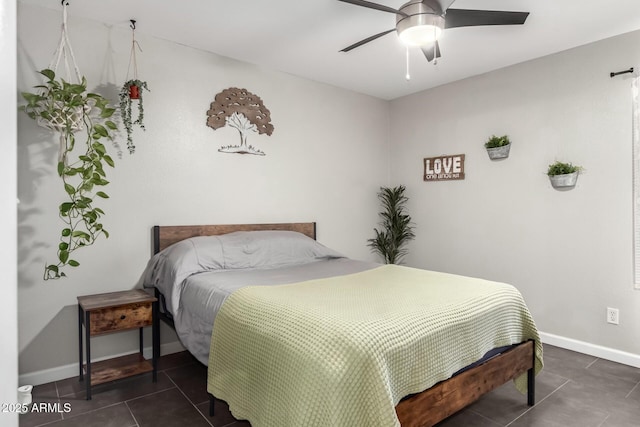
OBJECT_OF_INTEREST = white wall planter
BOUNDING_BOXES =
[549,171,579,189]
[486,143,511,160]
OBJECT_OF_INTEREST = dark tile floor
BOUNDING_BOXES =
[19,344,640,427]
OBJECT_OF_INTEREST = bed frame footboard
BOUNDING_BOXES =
[206,341,535,426]
[395,340,536,427]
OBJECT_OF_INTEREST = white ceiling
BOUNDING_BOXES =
[19,0,640,100]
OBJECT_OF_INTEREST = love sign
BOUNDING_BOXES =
[423,154,465,181]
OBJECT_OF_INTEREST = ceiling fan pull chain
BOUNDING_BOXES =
[432,25,438,65]
[405,46,411,81]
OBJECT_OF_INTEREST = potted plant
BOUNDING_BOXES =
[367,185,416,264]
[21,69,118,280]
[547,161,583,188]
[119,79,149,154]
[484,134,511,160]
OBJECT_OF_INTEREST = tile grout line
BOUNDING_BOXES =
[585,357,599,369]
[124,400,140,427]
[165,374,215,427]
[625,380,640,399]
[504,379,571,427]
[466,408,503,427]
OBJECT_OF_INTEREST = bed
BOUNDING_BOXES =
[140,222,543,427]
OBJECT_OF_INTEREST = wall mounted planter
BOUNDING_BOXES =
[486,143,511,160]
[549,171,579,189]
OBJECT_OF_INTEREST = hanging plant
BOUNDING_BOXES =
[21,69,118,280]
[119,19,149,155]
[119,79,149,154]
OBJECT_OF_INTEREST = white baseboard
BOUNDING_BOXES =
[539,331,640,368]
[18,341,186,387]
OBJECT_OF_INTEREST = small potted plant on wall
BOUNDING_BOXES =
[119,79,149,154]
[484,134,511,160]
[547,161,583,189]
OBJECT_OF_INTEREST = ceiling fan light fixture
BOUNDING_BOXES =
[396,12,445,47]
[398,23,443,46]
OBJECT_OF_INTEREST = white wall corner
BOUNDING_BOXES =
[539,331,640,368]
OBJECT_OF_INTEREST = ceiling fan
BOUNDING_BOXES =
[338,0,529,63]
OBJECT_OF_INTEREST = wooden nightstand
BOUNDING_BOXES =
[77,289,159,400]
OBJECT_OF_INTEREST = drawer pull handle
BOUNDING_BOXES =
[120,315,126,320]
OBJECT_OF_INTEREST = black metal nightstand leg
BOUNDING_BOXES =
[152,299,159,382]
[78,305,83,381]
[85,310,92,400]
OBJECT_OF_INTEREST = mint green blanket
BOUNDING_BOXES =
[208,265,543,427]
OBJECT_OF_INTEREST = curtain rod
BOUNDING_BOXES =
[610,67,634,78]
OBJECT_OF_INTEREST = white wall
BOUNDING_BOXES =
[18,3,640,385]
[390,30,640,360]
[2,0,19,424]
[17,4,389,380]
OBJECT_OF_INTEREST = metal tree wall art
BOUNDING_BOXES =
[206,87,274,155]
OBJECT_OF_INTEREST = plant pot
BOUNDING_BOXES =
[35,101,89,132]
[486,143,510,160]
[549,172,579,188]
[129,84,140,99]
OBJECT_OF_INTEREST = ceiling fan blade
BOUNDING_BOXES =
[337,0,408,17]
[420,40,441,62]
[445,9,529,29]
[340,28,396,52]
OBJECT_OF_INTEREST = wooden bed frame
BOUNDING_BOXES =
[151,222,536,427]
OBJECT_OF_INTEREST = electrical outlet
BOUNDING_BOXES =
[607,308,619,325]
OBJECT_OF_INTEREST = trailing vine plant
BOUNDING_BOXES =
[21,69,118,280]
[367,185,416,264]
[119,79,149,154]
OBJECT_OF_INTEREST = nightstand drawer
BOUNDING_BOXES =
[90,302,152,335]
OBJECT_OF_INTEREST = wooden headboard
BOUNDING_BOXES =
[153,222,317,254]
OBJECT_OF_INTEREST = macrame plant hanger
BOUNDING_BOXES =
[126,20,142,99]
[40,1,89,163]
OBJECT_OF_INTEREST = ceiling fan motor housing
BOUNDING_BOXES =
[396,1,445,45]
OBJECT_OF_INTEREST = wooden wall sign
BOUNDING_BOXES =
[424,154,465,181]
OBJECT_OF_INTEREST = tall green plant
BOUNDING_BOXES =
[367,185,416,264]
[21,69,118,280]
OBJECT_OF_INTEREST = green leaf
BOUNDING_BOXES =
[71,230,91,241]
[93,142,106,155]
[59,250,69,263]
[57,162,65,176]
[105,120,117,130]
[59,242,69,251]
[101,107,116,118]
[95,191,109,199]
[103,155,115,167]
[59,202,73,214]
[64,183,75,195]
[68,260,80,267]
[93,124,108,137]
[40,69,55,81]
[61,228,71,237]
